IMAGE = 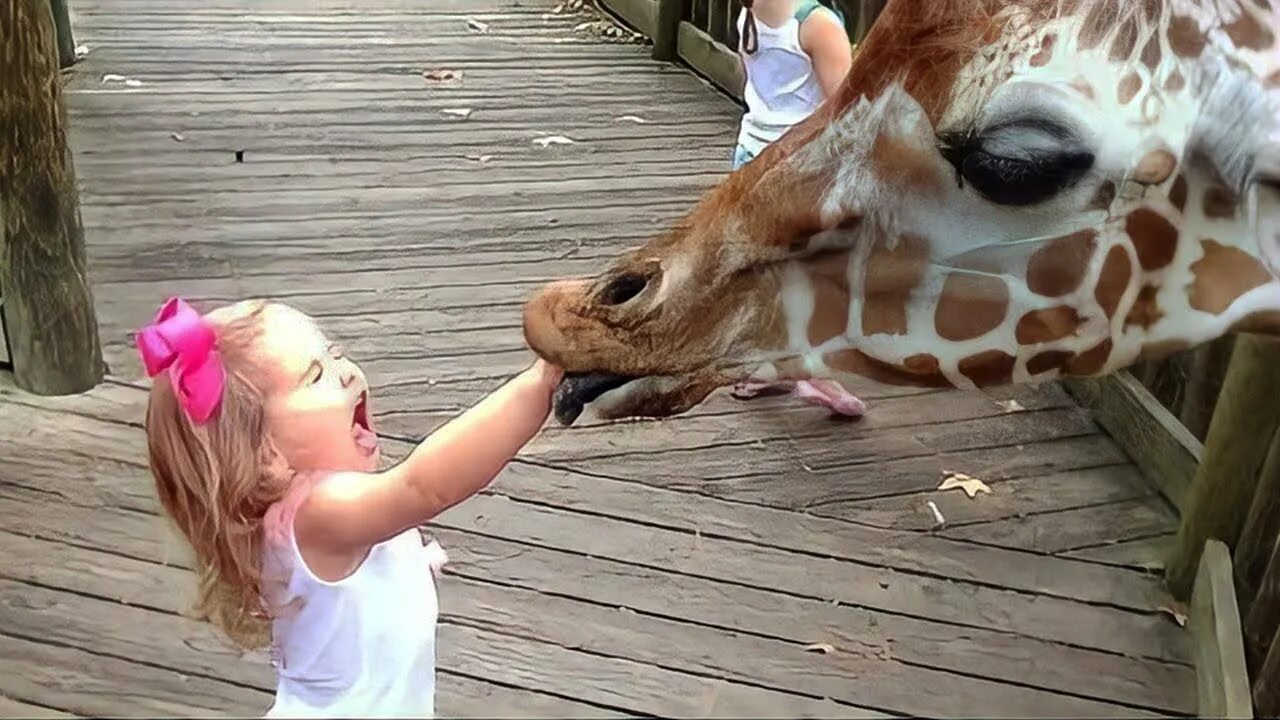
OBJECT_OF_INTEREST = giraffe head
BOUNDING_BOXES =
[523,0,1280,424]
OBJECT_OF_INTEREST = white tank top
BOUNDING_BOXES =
[262,521,443,718]
[735,2,838,155]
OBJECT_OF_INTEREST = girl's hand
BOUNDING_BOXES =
[521,358,564,399]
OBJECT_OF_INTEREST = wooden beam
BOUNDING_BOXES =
[48,0,75,69]
[1167,335,1280,599]
[676,19,745,99]
[1190,539,1254,719]
[651,0,682,61]
[1062,371,1200,513]
[0,0,104,395]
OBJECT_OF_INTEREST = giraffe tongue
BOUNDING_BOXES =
[553,373,633,426]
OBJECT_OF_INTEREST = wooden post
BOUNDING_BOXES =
[1191,539,1255,719]
[652,0,683,61]
[1245,535,1280,675]
[1236,428,1280,618]
[48,0,75,69]
[0,0,104,395]
[1180,336,1236,442]
[1167,334,1280,600]
[1255,620,1280,718]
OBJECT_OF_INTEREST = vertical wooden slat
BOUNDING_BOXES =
[1180,336,1236,442]
[691,0,709,31]
[1255,620,1280,718]
[651,0,683,60]
[1245,535,1280,676]
[1236,427,1280,620]
[1167,335,1280,600]
[48,0,75,68]
[708,0,728,46]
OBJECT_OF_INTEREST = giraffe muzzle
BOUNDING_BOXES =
[552,372,635,425]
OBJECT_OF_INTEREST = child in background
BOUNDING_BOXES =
[138,297,561,717]
[730,0,864,417]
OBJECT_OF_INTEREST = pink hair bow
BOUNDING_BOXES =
[135,297,225,424]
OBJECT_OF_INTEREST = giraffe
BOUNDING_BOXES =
[522,0,1280,426]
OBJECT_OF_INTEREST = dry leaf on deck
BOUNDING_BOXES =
[466,17,490,33]
[533,135,575,147]
[803,642,836,654]
[441,108,473,119]
[423,69,462,83]
[124,78,143,87]
[465,154,493,165]
[1158,602,1188,627]
[101,73,127,83]
[75,44,90,59]
[938,471,991,499]
[997,399,1025,412]
[614,114,649,124]
[170,132,186,142]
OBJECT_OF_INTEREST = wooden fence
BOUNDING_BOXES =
[596,0,1280,713]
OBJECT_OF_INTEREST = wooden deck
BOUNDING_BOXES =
[0,0,1196,716]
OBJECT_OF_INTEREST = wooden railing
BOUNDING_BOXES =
[600,0,884,96]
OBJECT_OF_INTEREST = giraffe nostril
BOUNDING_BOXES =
[598,272,651,306]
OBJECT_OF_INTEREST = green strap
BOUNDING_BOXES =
[794,0,845,26]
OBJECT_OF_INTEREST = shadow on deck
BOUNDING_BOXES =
[0,0,1193,716]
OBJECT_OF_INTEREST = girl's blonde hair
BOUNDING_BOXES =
[144,299,292,649]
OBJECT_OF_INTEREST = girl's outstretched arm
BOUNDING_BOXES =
[293,359,562,578]
[800,9,853,99]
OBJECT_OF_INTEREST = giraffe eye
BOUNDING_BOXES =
[941,120,1094,206]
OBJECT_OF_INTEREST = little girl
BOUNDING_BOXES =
[138,296,562,717]
[729,0,864,417]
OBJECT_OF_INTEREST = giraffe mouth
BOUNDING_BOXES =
[552,372,636,425]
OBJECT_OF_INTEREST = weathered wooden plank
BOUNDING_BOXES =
[0,696,75,719]
[941,499,1180,554]
[1189,539,1253,719]
[1063,534,1175,572]
[1063,372,1201,513]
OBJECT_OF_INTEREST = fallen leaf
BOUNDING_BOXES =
[74,44,90,58]
[803,642,836,654]
[101,73,127,83]
[170,132,186,142]
[423,69,462,83]
[466,17,490,33]
[1158,602,1188,627]
[124,78,143,87]
[441,108,473,119]
[614,114,649,124]
[997,399,1025,412]
[938,471,991,499]
[465,154,493,164]
[926,500,947,529]
[533,135,575,147]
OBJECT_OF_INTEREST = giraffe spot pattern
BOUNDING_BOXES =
[1028,350,1075,375]
[805,250,852,347]
[1109,17,1138,61]
[823,349,952,388]
[1268,70,1280,88]
[1124,284,1165,329]
[1090,180,1117,210]
[1026,229,1096,297]
[870,134,943,195]
[1126,208,1179,270]
[1064,339,1113,376]
[1132,149,1177,185]
[1095,245,1132,319]
[958,350,1017,387]
[1117,72,1143,104]
[1169,174,1189,212]
[1203,185,1240,219]
[1139,34,1161,70]
[1167,15,1207,57]
[1164,69,1186,91]
[1077,2,1113,50]
[1224,9,1275,50]
[1189,239,1273,314]
[934,272,1010,342]
[862,234,929,336]
[1016,306,1083,344]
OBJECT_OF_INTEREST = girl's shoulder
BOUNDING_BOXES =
[794,0,844,27]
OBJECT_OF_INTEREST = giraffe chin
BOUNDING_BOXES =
[550,373,722,426]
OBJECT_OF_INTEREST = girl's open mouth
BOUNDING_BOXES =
[352,391,379,456]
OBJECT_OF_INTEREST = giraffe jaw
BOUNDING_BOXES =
[549,372,725,426]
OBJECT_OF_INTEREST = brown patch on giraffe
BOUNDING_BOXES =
[958,350,1016,387]
[772,357,808,380]
[1069,76,1097,100]
[824,349,952,388]
[934,272,1010,342]
[1124,284,1164,329]
[1164,69,1186,92]
[1016,306,1083,344]
[1030,33,1056,67]
[1064,339,1113,376]
[1268,70,1280,89]
[1203,185,1240,220]
[870,134,943,196]
[1109,17,1139,61]
[1027,230,1097,297]
[1088,181,1117,212]
[1132,149,1177,185]
[1077,1,1113,50]
[806,250,852,346]
[1189,239,1273,315]
[1127,208,1179,270]
[1027,350,1074,375]
[862,234,930,336]
[1169,174,1189,213]
[1225,9,1275,50]
[1095,245,1132,319]
[1117,72,1143,105]
[1168,15,1207,57]
[1139,34,1162,71]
